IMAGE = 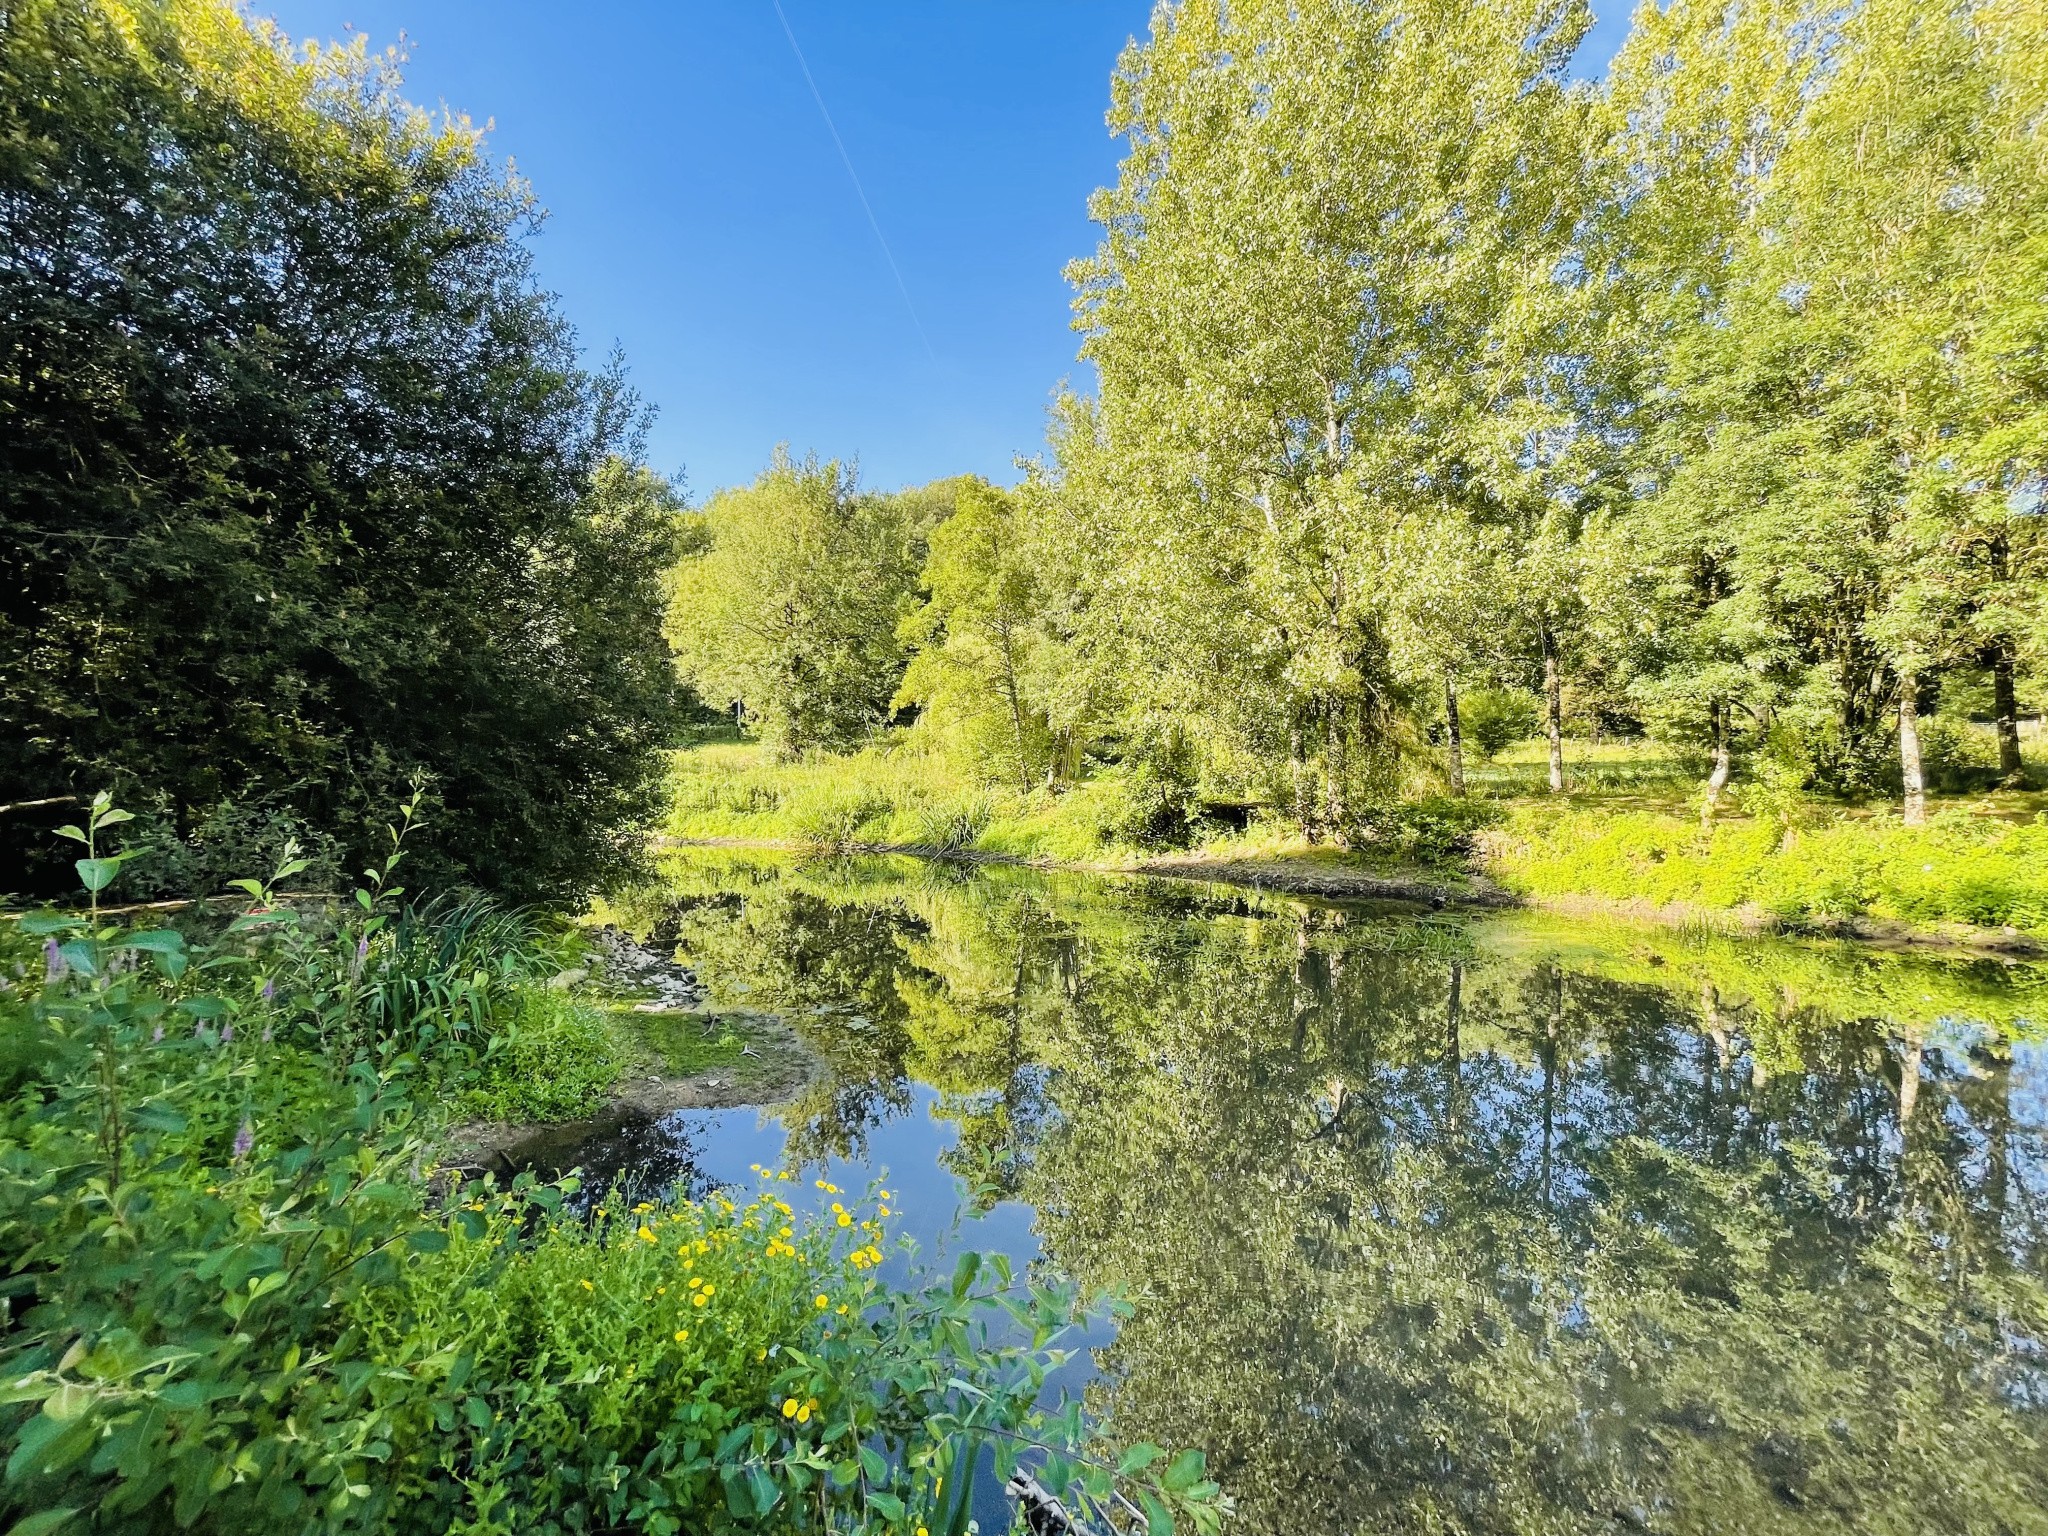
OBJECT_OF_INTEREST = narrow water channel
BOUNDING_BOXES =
[524,851,2048,1534]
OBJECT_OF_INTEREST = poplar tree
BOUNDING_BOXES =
[1063,0,1593,833]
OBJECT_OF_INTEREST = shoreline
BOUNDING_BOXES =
[657,835,2046,961]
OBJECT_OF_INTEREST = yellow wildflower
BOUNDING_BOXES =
[814,1294,829,1309]
[796,1403,812,1424]
[674,1329,689,1343]
[637,1225,656,1243]
[692,1292,709,1308]
[580,1280,593,1291]
[836,1213,852,1227]
[781,1398,798,1418]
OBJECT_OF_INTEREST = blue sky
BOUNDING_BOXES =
[260,2,1635,499]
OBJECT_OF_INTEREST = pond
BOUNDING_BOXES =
[530,850,2048,1535]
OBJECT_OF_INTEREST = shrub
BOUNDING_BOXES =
[1347,797,1504,865]
[1461,689,1540,761]
[913,794,993,853]
[460,988,620,1123]
[787,784,895,851]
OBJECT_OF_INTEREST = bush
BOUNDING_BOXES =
[787,784,895,850]
[1461,689,1540,761]
[461,988,620,1123]
[1347,797,1505,865]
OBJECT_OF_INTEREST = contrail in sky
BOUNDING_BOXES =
[770,0,939,367]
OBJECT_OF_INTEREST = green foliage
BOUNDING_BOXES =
[0,801,1222,1535]
[1495,802,2048,934]
[0,0,681,903]
[1346,797,1504,866]
[667,455,922,757]
[1459,689,1541,763]
[459,989,620,1123]
[894,479,1059,792]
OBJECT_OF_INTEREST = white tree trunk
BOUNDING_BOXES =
[1899,675,1927,826]
[1541,626,1565,794]
[1701,701,1732,831]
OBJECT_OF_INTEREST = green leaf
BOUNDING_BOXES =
[18,912,80,935]
[75,856,127,893]
[1117,1443,1165,1477]
[406,1229,450,1253]
[1161,1448,1206,1493]
[5,1508,80,1536]
[1140,1490,1177,1536]
[41,1382,91,1423]
[745,1465,782,1515]
[133,1103,188,1133]
[858,1445,887,1483]
[950,1249,981,1299]
[121,929,186,955]
[867,1492,905,1523]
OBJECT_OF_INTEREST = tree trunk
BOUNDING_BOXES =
[1701,700,1732,831]
[1323,698,1348,838]
[1898,674,1927,826]
[1540,624,1565,794]
[1992,640,2024,786]
[1442,671,1466,798]
[1289,711,1317,842]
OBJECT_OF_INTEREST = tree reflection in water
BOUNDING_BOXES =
[607,853,2048,1535]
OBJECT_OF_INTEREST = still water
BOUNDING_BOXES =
[540,851,2048,1535]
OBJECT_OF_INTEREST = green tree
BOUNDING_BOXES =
[0,0,679,901]
[666,453,919,756]
[1601,0,2048,819]
[1059,0,1594,834]
[895,479,1055,791]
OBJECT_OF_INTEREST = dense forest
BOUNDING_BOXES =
[672,0,2046,848]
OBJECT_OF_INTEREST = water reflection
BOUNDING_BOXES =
[583,853,2048,1534]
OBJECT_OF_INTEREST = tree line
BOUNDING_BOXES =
[672,0,2046,839]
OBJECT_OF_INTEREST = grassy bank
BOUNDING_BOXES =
[664,732,1497,876]
[663,731,2048,942]
[1487,801,2048,939]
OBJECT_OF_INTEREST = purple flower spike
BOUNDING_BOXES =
[261,1026,273,1043]
[261,978,276,1002]
[233,1118,254,1160]
[151,1024,164,1043]
[221,1022,234,1043]
[44,939,63,983]
[194,1021,205,1040]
